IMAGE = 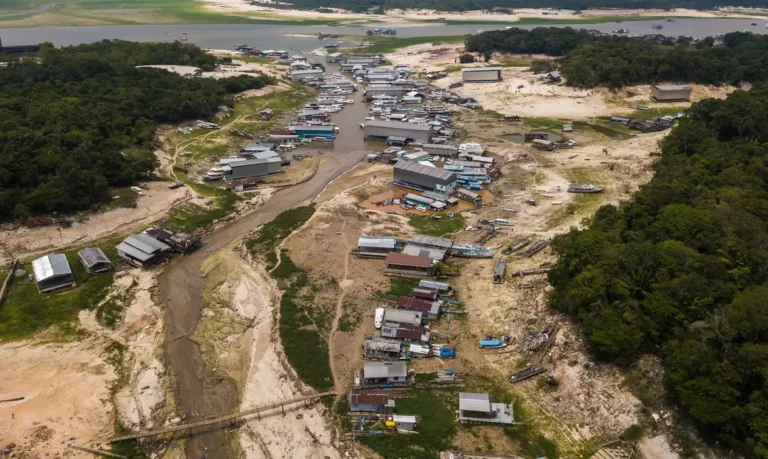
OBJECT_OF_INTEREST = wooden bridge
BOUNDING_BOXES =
[109,391,336,443]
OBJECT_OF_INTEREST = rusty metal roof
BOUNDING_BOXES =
[384,252,433,268]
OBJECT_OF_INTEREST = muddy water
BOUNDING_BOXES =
[159,77,369,458]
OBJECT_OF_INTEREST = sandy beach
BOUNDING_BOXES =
[198,0,768,23]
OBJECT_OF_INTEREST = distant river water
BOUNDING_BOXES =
[0,18,766,50]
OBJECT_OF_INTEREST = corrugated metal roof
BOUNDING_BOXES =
[124,234,170,254]
[654,84,691,91]
[366,120,432,132]
[358,236,396,250]
[460,392,492,413]
[32,254,71,281]
[363,361,407,379]
[393,414,417,423]
[116,242,154,262]
[419,279,451,291]
[364,337,401,352]
[383,308,423,325]
[412,234,454,250]
[423,143,458,151]
[402,244,447,261]
[292,125,335,132]
[397,296,436,313]
[385,252,433,268]
[394,161,456,181]
[77,248,111,268]
[348,390,392,406]
[229,157,282,167]
[421,190,450,201]
[457,188,480,199]
[462,67,502,73]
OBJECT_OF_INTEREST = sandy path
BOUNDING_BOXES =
[327,209,352,399]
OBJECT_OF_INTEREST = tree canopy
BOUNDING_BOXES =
[0,40,273,220]
[548,85,768,457]
[466,28,768,87]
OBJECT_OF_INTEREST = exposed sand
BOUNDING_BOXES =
[0,181,189,264]
[639,435,681,459]
[194,241,341,459]
[0,341,116,458]
[198,0,768,22]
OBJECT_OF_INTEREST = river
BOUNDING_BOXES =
[0,18,766,50]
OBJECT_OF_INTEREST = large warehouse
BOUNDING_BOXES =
[461,67,503,82]
[394,160,457,194]
[651,84,692,101]
[364,120,433,144]
[223,157,282,181]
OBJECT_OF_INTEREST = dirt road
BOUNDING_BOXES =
[158,86,368,458]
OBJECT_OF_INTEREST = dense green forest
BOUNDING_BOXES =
[466,28,768,86]
[277,0,768,12]
[0,40,273,220]
[548,86,768,457]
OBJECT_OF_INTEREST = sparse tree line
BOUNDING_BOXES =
[0,40,274,220]
[549,86,768,457]
[466,27,768,87]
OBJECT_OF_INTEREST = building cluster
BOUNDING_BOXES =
[116,228,200,268]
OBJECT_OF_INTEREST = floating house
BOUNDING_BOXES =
[361,361,409,386]
[77,248,112,274]
[363,337,402,360]
[396,296,441,321]
[357,236,397,258]
[651,84,692,101]
[461,67,503,82]
[382,308,424,327]
[384,252,436,278]
[347,390,395,413]
[393,161,457,194]
[364,120,433,143]
[458,392,515,424]
[32,254,74,293]
[117,234,171,268]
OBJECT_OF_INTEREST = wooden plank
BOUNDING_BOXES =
[68,445,126,458]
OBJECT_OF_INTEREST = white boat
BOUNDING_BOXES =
[459,142,485,154]
[375,308,384,329]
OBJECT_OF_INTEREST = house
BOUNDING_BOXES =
[411,287,439,301]
[402,243,448,262]
[116,234,171,267]
[357,236,397,258]
[290,68,324,82]
[32,254,74,293]
[421,144,459,159]
[260,108,273,120]
[422,190,458,207]
[396,296,441,321]
[411,235,454,251]
[461,67,503,82]
[144,228,201,253]
[651,84,692,101]
[364,120,433,143]
[418,279,451,293]
[363,337,402,360]
[393,161,457,194]
[360,361,409,386]
[384,252,436,278]
[402,151,430,162]
[531,138,555,151]
[326,52,342,63]
[458,392,515,424]
[546,71,561,82]
[381,323,430,343]
[347,390,395,413]
[392,414,417,431]
[382,308,423,327]
[364,84,406,100]
[77,248,112,274]
[387,136,408,147]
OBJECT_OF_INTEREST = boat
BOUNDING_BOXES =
[567,183,604,193]
[502,238,531,255]
[651,24,663,30]
[374,308,384,328]
[519,240,549,258]
[666,18,675,22]
[612,28,629,34]
[752,22,758,26]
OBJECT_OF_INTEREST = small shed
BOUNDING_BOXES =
[393,414,417,431]
[546,71,561,82]
[260,108,273,120]
[562,123,573,132]
[32,254,74,293]
[418,279,451,293]
[77,248,112,274]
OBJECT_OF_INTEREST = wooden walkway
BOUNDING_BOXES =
[109,391,336,443]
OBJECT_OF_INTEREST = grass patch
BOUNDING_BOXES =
[525,116,569,131]
[409,213,465,237]
[277,269,333,391]
[499,58,533,67]
[245,204,315,257]
[362,389,457,458]
[271,250,302,279]
[0,239,121,341]
[621,106,686,121]
[376,277,420,300]
[546,168,605,229]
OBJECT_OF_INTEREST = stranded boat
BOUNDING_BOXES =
[567,183,604,194]
[502,238,531,255]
